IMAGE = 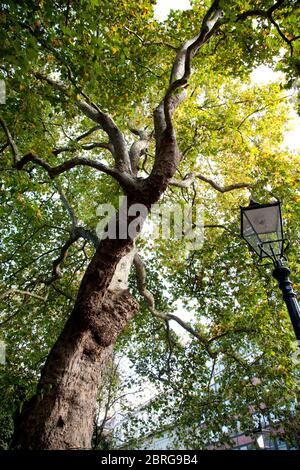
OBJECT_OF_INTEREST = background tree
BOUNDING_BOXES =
[0,0,300,449]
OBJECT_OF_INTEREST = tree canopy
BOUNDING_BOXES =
[1,0,300,449]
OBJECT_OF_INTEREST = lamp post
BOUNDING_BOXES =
[240,199,300,348]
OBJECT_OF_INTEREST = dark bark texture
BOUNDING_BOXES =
[13,237,139,449]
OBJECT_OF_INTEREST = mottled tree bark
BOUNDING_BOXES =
[13,237,139,449]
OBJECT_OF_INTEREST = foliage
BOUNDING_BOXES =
[1,0,300,449]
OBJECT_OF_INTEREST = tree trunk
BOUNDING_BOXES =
[12,128,179,449]
[13,236,139,449]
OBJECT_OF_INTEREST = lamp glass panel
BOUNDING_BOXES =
[242,214,261,255]
[242,204,283,258]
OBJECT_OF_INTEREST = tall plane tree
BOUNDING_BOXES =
[1,0,299,449]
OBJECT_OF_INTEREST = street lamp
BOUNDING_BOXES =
[240,199,300,348]
[252,420,271,450]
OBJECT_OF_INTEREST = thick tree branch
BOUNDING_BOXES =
[15,152,136,192]
[1,117,135,191]
[35,73,131,172]
[162,0,224,130]
[129,130,152,176]
[129,139,149,176]
[154,0,224,142]
[148,1,225,195]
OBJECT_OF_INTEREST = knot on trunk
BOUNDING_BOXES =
[88,290,139,347]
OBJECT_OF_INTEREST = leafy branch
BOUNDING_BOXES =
[169,173,254,193]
